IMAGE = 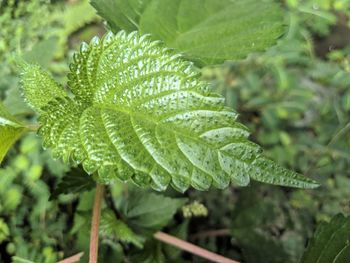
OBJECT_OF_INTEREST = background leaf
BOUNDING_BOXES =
[50,167,95,200]
[90,0,151,32]
[300,214,350,263]
[100,209,145,248]
[91,0,285,65]
[121,191,186,232]
[0,103,28,164]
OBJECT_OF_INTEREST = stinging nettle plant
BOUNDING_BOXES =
[20,31,318,192]
[0,0,321,262]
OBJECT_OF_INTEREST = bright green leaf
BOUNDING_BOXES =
[300,214,350,263]
[91,0,285,65]
[20,31,318,191]
[0,103,28,164]
[20,63,66,112]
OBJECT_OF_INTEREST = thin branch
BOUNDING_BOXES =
[154,231,239,263]
[190,228,231,240]
[57,252,84,263]
[89,184,105,263]
[26,124,40,132]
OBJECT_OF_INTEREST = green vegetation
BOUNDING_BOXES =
[0,0,349,262]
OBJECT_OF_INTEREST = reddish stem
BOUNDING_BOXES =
[190,228,231,240]
[154,231,239,263]
[58,252,84,263]
[89,184,105,263]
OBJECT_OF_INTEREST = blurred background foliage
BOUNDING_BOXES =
[0,0,349,262]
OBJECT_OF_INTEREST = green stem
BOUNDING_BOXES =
[89,184,105,263]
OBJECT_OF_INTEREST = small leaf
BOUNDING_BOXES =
[91,0,285,65]
[100,209,145,248]
[20,63,66,112]
[300,214,350,263]
[130,240,165,263]
[0,103,28,164]
[122,191,186,232]
[20,31,319,191]
[50,167,95,200]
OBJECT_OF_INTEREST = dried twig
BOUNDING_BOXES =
[154,231,239,263]
[57,252,84,263]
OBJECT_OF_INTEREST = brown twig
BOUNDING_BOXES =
[190,228,231,240]
[89,184,105,263]
[154,231,239,263]
[57,252,84,263]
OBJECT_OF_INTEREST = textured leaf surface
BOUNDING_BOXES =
[91,0,285,65]
[20,63,66,111]
[0,103,28,164]
[300,214,350,263]
[20,31,318,191]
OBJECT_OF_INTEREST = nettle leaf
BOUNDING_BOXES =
[91,0,285,65]
[121,191,186,232]
[20,31,318,192]
[50,167,95,200]
[100,209,145,248]
[90,0,152,32]
[300,214,350,263]
[0,103,28,164]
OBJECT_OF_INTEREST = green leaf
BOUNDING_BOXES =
[91,0,285,65]
[20,31,318,191]
[233,228,291,263]
[100,209,145,248]
[20,63,66,112]
[130,240,165,263]
[300,214,350,263]
[122,191,186,231]
[90,0,151,32]
[22,37,58,67]
[50,167,95,200]
[0,103,28,164]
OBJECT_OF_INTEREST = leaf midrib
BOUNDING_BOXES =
[80,103,251,170]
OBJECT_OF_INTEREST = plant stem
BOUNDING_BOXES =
[58,252,84,263]
[26,124,40,132]
[89,184,105,263]
[154,231,239,263]
[190,228,231,240]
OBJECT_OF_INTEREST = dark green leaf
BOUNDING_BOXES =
[122,191,186,231]
[100,209,145,248]
[300,214,350,263]
[50,167,95,200]
[130,240,165,263]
